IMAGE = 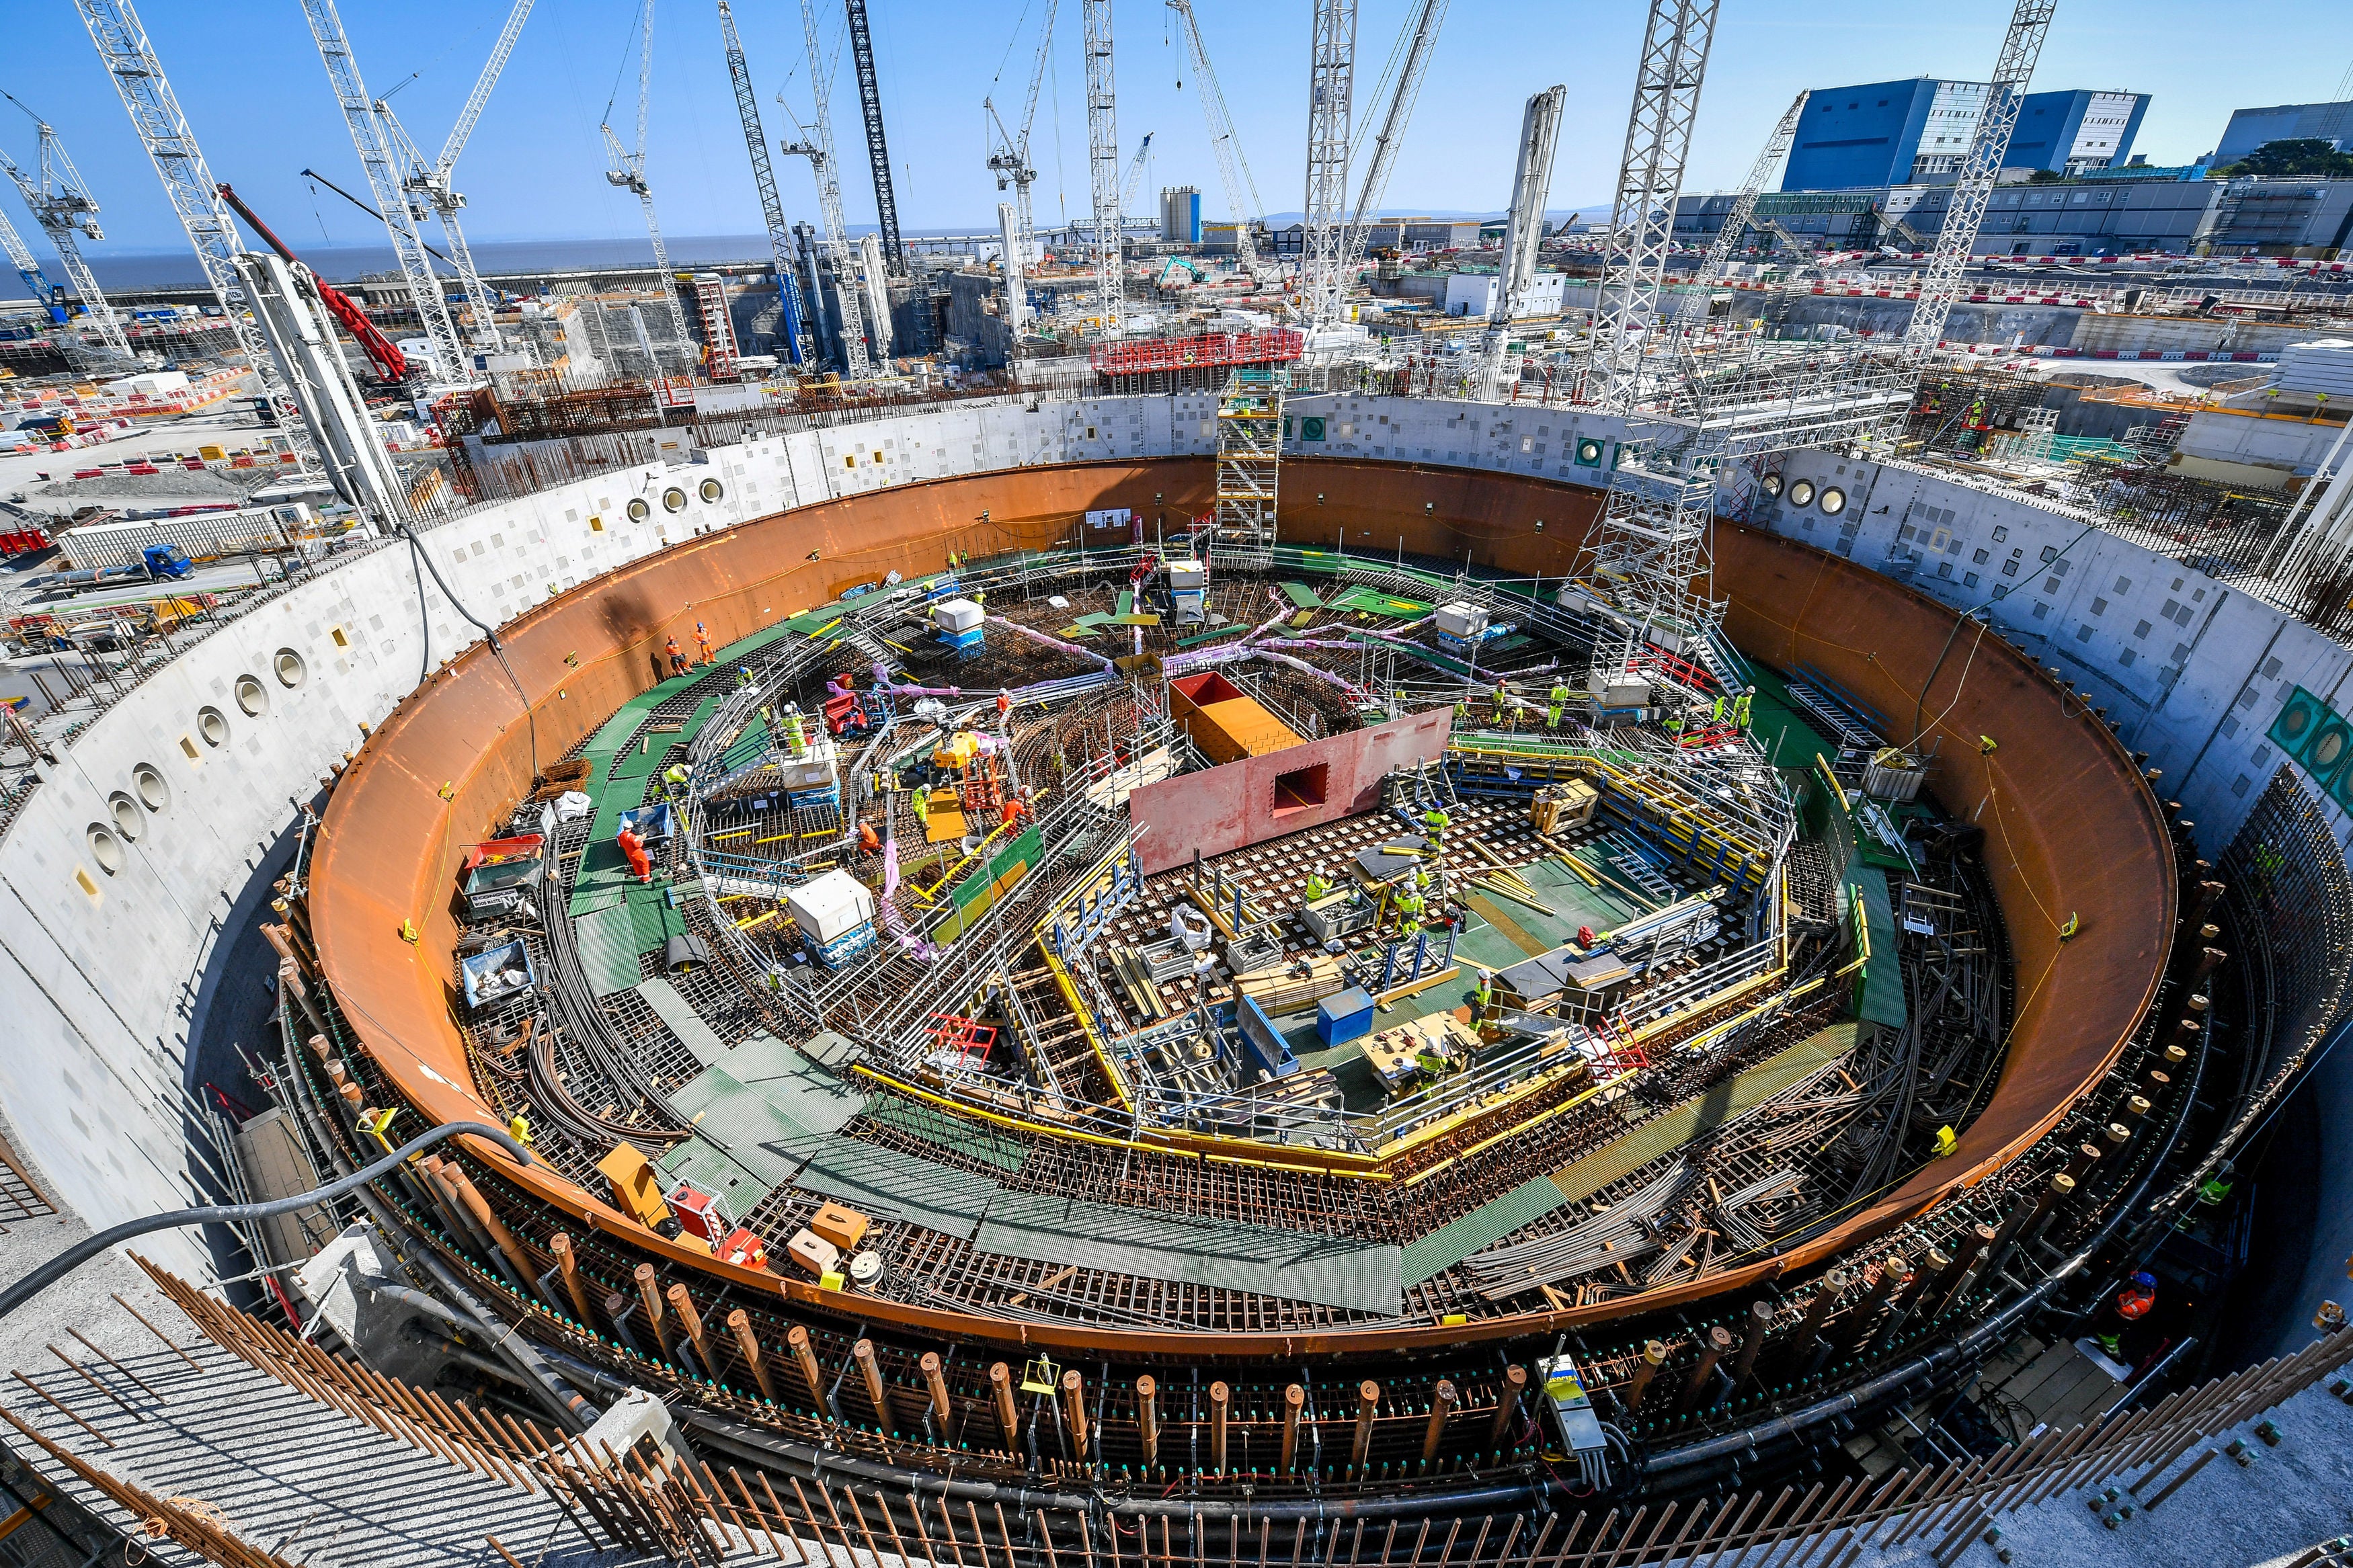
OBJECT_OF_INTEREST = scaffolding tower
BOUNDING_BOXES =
[1211,366,1285,543]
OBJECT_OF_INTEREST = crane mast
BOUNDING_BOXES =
[0,208,54,317]
[602,0,694,369]
[296,0,468,382]
[1164,0,1271,282]
[787,0,872,377]
[841,0,904,276]
[1487,84,1564,362]
[984,0,1060,270]
[1302,0,1359,330]
[1339,0,1446,282]
[1119,131,1155,214]
[1903,0,2057,354]
[1080,0,1124,337]
[71,0,318,472]
[1690,88,1808,293]
[716,0,809,366]
[0,97,134,358]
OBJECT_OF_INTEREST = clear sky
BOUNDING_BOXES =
[4,0,2350,261]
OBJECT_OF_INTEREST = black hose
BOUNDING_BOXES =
[0,1120,530,1322]
[400,520,539,778]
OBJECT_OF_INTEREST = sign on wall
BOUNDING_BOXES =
[1084,507,1133,530]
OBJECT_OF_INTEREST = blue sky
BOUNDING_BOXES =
[4,0,2348,259]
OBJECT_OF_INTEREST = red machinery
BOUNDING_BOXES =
[216,183,410,382]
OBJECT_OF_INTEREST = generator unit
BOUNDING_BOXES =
[934,597,986,659]
[1166,556,1208,626]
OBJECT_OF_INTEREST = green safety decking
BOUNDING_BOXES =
[575,901,644,997]
[1400,1175,1572,1286]
[859,1094,1030,1171]
[1278,582,1322,608]
[1546,1023,1859,1202]
[658,1067,828,1210]
[1845,867,1907,1029]
[1327,585,1433,619]
[795,1145,1003,1240]
[973,1192,1404,1317]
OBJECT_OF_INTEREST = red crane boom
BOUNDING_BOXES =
[216,182,409,382]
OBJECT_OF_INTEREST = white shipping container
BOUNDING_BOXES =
[56,504,303,569]
[785,869,878,943]
[2279,339,2353,399]
[934,598,984,634]
[1435,601,1490,641]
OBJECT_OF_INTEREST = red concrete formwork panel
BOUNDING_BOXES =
[309,457,2173,1352]
[1130,706,1453,874]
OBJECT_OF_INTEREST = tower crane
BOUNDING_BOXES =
[1164,0,1271,282]
[71,0,319,473]
[602,0,695,371]
[1903,0,2057,354]
[1339,0,1447,285]
[1301,0,1359,329]
[0,208,57,321]
[1685,87,1808,303]
[781,0,872,377]
[716,0,809,366]
[841,0,904,276]
[1080,0,1124,336]
[983,0,1060,270]
[1119,131,1155,217]
[0,94,134,358]
[295,0,468,382]
[374,0,535,357]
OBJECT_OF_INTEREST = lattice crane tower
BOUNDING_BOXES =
[601,0,694,368]
[1080,0,1125,337]
[72,0,319,471]
[842,0,904,277]
[1166,0,1273,285]
[717,0,809,366]
[1212,368,1286,543]
[1903,0,2057,355]
[0,97,134,360]
[1686,87,1810,306]
[1339,0,1447,288]
[1301,0,1358,329]
[789,0,871,377]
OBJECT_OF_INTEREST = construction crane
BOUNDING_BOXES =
[0,208,56,321]
[0,94,134,358]
[841,0,904,276]
[1903,0,2057,355]
[983,0,1060,270]
[783,0,872,377]
[218,181,409,382]
[71,0,317,472]
[1080,0,1124,336]
[1483,85,1565,378]
[1164,0,1271,282]
[715,0,809,366]
[1339,0,1446,285]
[1689,88,1808,294]
[296,0,468,382]
[1588,0,1724,411]
[1119,131,1155,216]
[1301,0,1359,329]
[602,0,695,370]
[374,0,534,356]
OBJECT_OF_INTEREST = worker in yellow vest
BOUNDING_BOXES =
[1548,680,1571,730]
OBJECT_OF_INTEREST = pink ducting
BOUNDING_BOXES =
[987,613,1115,669]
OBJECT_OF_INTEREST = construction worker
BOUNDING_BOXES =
[1548,679,1571,731]
[1493,679,1513,730]
[665,636,687,677]
[1000,791,1031,830]
[737,663,756,688]
[694,620,714,666]
[1474,968,1497,1019]
[856,819,881,858]
[2196,1159,2235,1208]
[1733,688,1753,730]
[2094,1272,2157,1357]
[996,687,1013,732]
[664,761,691,799]
[1302,868,1332,903]
[1423,805,1451,846]
[1712,693,1727,726]
[1391,886,1424,932]
[1663,710,1685,739]
[616,823,652,885]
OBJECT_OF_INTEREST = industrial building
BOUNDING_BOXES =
[2215,99,2353,163]
[13,0,2353,1563]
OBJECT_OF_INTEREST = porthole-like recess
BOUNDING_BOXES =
[1788,479,1817,507]
[196,706,230,746]
[108,792,142,841]
[273,647,309,688]
[627,497,651,523]
[1819,486,1847,517]
[1761,472,1784,497]
[85,824,124,874]
[698,477,723,503]
[133,763,171,812]
[662,486,688,513]
[233,675,269,717]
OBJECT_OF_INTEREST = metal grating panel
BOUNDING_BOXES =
[794,1145,1002,1240]
[859,1094,1029,1171]
[575,903,643,997]
[1400,1174,1570,1286]
[975,1192,1403,1316]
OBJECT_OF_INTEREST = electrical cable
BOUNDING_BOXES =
[399,520,538,778]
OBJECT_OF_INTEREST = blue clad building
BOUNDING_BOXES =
[1781,78,2147,191]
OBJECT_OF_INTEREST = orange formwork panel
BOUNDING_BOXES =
[1168,671,1303,764]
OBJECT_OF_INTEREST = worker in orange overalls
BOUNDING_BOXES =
[996,687,1013,732]
[694,620,714,666]
[665,636,686,677]
[856,819,881,858]
[2095,1271,2157,1358]
[616,823,653,885]
[1000,790,1031,831]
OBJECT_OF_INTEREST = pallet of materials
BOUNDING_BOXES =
[1233,952,1347,1014]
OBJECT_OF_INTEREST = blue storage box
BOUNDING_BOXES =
[1317,987,1376,1046]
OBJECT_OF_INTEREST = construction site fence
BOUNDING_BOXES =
[88,1253,2353,1568]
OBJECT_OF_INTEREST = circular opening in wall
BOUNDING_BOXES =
[196,706,229,746]
[1788,479,1817,508]
[1761,472,1784,497]
[274,647,309,688]
[627,497,651,523]
[133,762,171,812]
[234,675,269,717]
[698,477,723,503]
[108,792,142,841]
[85,824,124,874]
[1819,486,1847,517]
[662,487,688,513]
[2313,724,2350,774]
